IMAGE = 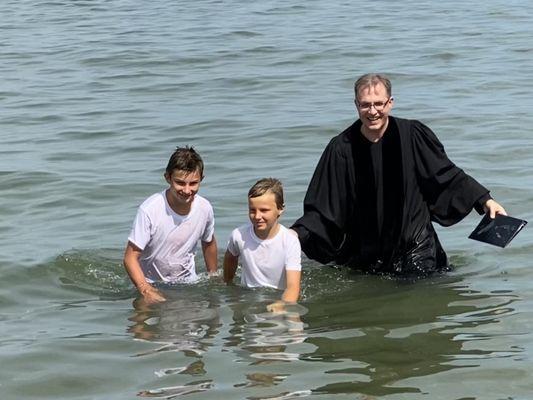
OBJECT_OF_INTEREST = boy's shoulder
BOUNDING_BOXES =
[193,194,213,209]
[139,190,166,212]
[277,224,299,241]
[191,195,214,219]
[232,223,251,237]
[276,225,301,252]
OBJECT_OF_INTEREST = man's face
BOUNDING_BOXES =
[165,169,202,206]
[355,82,393,136]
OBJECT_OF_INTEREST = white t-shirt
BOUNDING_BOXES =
[128,190,215,283]
[227,223,301,290]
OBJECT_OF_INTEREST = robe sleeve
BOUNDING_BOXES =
[411,120,490,227]
[291,134,354,263]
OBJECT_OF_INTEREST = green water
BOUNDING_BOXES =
[1,0,532,398]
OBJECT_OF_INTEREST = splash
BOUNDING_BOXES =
[52,248,132,298]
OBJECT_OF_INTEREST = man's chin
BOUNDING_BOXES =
[365,119,383,129]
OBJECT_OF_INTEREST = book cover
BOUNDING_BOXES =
[468,214,527,248]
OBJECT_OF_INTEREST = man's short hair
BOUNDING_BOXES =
[354,73,392,99]
[165,146,204,177]
[248,178,284,210]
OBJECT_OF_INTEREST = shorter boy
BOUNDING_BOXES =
[223,178,301,310]
[124,146,217,304]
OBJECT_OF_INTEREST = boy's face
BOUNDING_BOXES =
[248,191,283,239]
[165,169,202,207]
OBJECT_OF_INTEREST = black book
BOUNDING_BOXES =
[468,214,527,248]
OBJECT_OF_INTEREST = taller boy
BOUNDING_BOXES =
[124,146,217,304]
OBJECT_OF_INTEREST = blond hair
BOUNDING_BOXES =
[248,178,284,210]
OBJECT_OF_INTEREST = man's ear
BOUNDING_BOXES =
[164,172,171,184]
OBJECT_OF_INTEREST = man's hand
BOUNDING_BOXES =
[483,199,507,219]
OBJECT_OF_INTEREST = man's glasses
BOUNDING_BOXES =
[355,97,391,111]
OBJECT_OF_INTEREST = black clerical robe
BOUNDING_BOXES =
[292,116,490,276]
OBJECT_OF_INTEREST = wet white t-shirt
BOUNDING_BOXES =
[227,223,301,290]
[128,190,214,283]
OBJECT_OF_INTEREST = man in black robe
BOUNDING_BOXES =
[291,73,506,276]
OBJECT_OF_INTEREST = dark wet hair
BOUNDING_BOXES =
[165,146,204,178]
[354,73,392,99]
[248,178,284,210]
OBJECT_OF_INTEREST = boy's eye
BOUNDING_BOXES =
[174,180,199,185]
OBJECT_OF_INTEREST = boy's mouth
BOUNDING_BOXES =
[178,193,194,201]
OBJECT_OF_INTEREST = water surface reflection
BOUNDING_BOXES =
[125,267,521,398]
[301,268,520,397]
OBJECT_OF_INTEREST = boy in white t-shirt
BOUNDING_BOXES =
[223,178,302,311]
[123,146,218,304]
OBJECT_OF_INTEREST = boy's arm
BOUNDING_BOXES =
[201,236,218,275]
[282,270,301,303]
[282,234,302,303]
[223,249,239,284]
[123,241,166,304]
[267,269,301,313]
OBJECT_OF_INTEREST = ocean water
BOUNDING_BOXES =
[1,0,533,399]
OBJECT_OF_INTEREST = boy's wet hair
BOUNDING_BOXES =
[248,178,284,210]
[165,146,204,177]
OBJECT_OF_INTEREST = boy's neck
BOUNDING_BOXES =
[254,222,280,240]
[165,190,193,216]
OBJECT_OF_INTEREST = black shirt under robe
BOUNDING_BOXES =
[292,116,490,276]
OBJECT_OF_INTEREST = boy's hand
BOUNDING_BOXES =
[208,270,224,284]
[138,283,166,305]
[267,300,286,314]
